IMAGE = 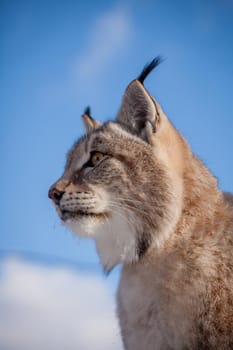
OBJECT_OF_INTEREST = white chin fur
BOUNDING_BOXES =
[65,212,138,272]
[65,216,104,238]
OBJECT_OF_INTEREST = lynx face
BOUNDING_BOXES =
[48,59,182,271]
[50,122,176,270]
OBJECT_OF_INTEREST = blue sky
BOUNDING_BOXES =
[0,0,233,347]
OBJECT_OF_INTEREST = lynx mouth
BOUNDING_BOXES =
[60,209,107,221]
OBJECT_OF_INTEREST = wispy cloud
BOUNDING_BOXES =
[74,6,132,81]
[0,257,123,350]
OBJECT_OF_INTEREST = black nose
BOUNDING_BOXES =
[48,186,64,205]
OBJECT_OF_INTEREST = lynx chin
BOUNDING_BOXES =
[49,57,233,350]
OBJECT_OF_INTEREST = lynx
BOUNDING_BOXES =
[48,58,233,350]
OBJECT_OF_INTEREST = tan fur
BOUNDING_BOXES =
[118,137,233,349]
[49,65,233,349]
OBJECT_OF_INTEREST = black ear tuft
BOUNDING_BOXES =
[84,106,91,116]
[137,56,163,84]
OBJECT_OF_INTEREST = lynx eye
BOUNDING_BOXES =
[90,151,104,167]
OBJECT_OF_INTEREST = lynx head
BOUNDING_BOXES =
[48,57,187,272]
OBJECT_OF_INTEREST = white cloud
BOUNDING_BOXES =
[74,6,132,81]
[0,257,123,350]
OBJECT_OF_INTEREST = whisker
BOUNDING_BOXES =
[107,203,137,232]
[108,200,149,217]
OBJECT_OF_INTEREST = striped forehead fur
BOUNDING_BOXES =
[88,121,149,149]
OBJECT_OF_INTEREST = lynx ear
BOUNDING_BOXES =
[116,57,162,142]
[116,80,159,142]
[82,106,101,132]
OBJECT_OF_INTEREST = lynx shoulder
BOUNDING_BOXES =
[49,58,233,350]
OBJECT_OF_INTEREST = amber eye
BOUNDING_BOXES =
[90,151,104,166]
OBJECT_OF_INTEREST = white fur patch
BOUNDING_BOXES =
[65,210,138,272]
[65,215,104,238]
[94,211,138,272]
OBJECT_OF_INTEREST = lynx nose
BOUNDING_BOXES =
[48,186,64,205]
